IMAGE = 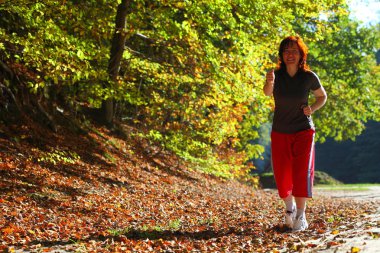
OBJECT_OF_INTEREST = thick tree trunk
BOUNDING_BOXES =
[101,0,131,125]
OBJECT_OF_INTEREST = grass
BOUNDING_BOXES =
[315,183,380,191]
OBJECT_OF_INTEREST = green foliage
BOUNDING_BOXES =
[316,184,380,191]
[34,148,80,165]
[1,0,379,178]
[167,219,182,231]
[0,0,115,104]
[107,227,131,237]
[314,171,342,185]
[298,11,380,142]
[103,151,117,165]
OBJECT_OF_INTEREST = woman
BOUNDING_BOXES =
[263,36,327,232]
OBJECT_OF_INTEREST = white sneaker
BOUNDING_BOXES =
[293,214,308,232]
[284,207,296,229]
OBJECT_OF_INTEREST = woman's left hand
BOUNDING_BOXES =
[302,105,313,116]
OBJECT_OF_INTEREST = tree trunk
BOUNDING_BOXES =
[101,0,131,125]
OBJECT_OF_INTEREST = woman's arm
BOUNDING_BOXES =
[303,86,327,116]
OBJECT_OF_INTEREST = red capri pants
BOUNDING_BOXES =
[271,129,315,198]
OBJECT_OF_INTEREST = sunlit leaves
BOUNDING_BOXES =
[1,126,379,251]
[309,15,380,142]
[1,0,378,177]
[0,0,114,103]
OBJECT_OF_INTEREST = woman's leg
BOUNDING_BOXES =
[295,197,307,217]
[283,194,295,212]
[292,129,315,231]
[271,131,297,228]
[292,129,315,198]
[271,131,294,199]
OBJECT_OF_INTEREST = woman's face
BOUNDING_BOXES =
[282,42,301,68]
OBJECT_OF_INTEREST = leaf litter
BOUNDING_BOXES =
[0,123,379,252]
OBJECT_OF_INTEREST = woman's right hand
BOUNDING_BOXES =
[266,69,275,85]
[263,69,275,96]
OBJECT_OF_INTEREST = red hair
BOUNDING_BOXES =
[277,36,310,71]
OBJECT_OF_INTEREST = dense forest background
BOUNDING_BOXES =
[0,0,379,181]
[315,120,380,183]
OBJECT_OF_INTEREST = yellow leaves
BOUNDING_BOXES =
[351,246,361,253]
[173,1,186,9]
[176,55,185,67]
[194,67,203,78]
[76,49,86,60]
[369,231,380,239]
[3,247,16,253]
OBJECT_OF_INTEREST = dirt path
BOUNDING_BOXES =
[314,186,380,201]
[308,187,380,252]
